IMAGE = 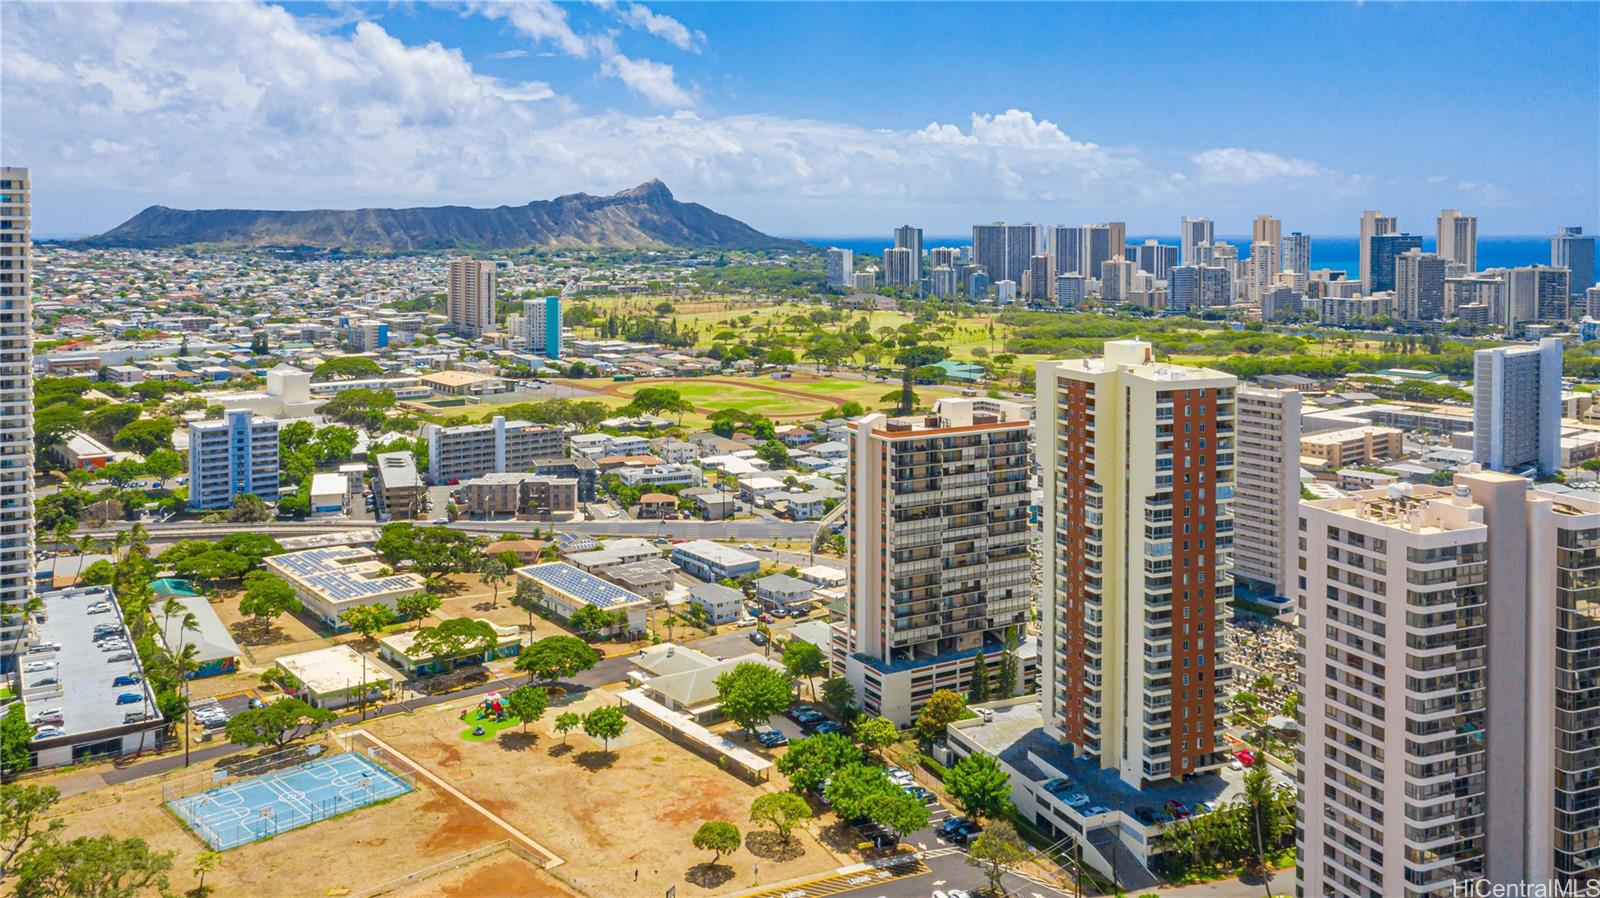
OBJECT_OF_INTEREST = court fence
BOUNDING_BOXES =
[160,739,334,804]
[348,840,556,898]
[173,760,416,852]
[336,730,418,780]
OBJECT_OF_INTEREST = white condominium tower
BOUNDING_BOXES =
[1359,210,1398,290]
[835,398,1034,725]
[893,225,923,283]
[1179,216,1214,267]
[1437,209,1478,271]
[447,257,496,336]
[1297,473,1600,897]
[1038,340,1237,787]
[1231,387,1302,598]
[826,247,854,289]
[0,168,34,664]
[1473,337,1562,476]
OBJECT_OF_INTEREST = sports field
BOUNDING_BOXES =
[169,751,413,850]
[580,374,966,426]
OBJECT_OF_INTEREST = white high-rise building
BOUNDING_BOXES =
[832,399,1035,724]
[187,410,281,511]
[1473,336,1563,475]
[1359,210,1398,289]
[1282,231,1311,278]
[1437,209,1478,271]
[1298,472,1600,897]
[1504,265,1572,329]
[0,167,34,663]
[1231,387,1301,598]
[826,248,854,289]
[882,247,915,288]
[1038,341,1237,787]
[447,257,496,336]
[1179,216,1214,267]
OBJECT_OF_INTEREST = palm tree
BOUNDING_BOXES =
[128,522,149,557]
[4,595,44,661]
[112,529,130,563]
[481,558,511,608]
[158,597,186,639]
[170,639,201,768]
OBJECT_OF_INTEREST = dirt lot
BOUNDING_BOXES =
[367,688,841,897]
[34,738,511,898]
[381,851,578,898]
[213,585,334,668]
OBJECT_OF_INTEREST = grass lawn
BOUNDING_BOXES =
[614,378,835,420]
[459,714,527,742]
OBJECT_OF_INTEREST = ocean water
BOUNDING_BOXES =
[798,235,1555,279]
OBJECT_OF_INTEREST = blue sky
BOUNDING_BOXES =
[4,1,1596,236]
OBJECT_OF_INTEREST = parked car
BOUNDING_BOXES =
[112,674,142,687]
[787,706,824,724]
[1083,805,1111,817]
[26,642,60,654]
[806,720,845,735]
[750,630,768,646]
[1063,793,1091,808]
[29,713,63,727]
[116,693,143,705]
[31,727,65,740]
[22,660,54,672]
[904,785,935,803]
[29,677,58,687]
[937,818,981,844]
[28,707,61,724]
[1133,806,1161,826]
[756,730,788,748]
[107,653,133,663]
[86,605,112,615]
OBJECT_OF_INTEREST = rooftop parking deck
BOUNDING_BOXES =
[23,585,160,739]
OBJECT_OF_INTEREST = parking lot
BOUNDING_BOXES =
[21,585,158,742]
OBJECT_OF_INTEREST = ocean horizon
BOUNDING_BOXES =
[796,234,1556,279]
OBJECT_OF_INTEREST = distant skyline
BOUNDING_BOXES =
[4,1,1596,237]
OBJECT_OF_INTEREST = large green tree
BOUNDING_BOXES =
[748,792,811,844]
[691,821,740,868]
[410,617,498,665]
[338,604,396,640]
[714,662,796,735]
[238,572,302,630]
[581,705,626,751]
[514,635,599,684]
[505,686,549,734]
[10,835,174,898]
[913,689,968,743]
[945,751,1012,821]
[1,705,34,780]
[966,820,1029,895]
[1,784,65,873]
[823,763,898,820]
[775,732,862,794]
[223,698,335,749]
[781,639,825,700]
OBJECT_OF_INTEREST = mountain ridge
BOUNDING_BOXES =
[72,180,809,253]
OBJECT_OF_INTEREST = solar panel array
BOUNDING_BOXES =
[519,562,643,609]
[270,548,424,601]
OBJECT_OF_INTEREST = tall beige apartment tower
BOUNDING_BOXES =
[1437,208,1478,271]
[0,168,34,668]
[1231,387,1302,598]
[1038,340,1237,787]
[1251,215,1282,302]
[833,398,1035,725]
[447,257,496,336]
[1359,209,1397,289]
[1297,473,1600,897]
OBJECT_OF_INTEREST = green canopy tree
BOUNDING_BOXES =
[338,604,396,641]
[821,676,857,719]
[313,356,383,381]
[714,661,796,735]
[238,572,302,631]
[894,344,949,415]
[1,783,65,873]
[224,698,336,749]
[781,639,825,700]
[1,705,33,779]
[581,705,626,751]
[410,617,498,666]
[505,686,549,734]
[866,789,930,842]
[395,591,442,627]
[774,732,862,794]
[10,834,175,898]
[515,635,600,684]
[748,792,811,844]
[824,763,898,820]
[691,821,740,868]
[914,689,968,743]
[554,711,582,744]
[853,716,899,762]
[967,819,1029,895]
[945,751,1012,821]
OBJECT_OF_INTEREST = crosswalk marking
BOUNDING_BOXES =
[736,859,929,898]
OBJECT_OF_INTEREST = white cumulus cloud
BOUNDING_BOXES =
[1190,147,1330,186]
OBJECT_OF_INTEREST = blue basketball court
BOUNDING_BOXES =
[168,751,413,850]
